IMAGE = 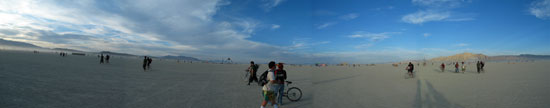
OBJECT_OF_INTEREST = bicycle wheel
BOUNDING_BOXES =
[286,87,302,101]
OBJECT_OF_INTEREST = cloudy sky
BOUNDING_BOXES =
[0,0,549,64]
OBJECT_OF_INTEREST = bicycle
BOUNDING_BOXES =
[283,81,302,102]
[243,70,250,81]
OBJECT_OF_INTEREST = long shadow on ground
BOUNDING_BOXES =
[413,80,464,108]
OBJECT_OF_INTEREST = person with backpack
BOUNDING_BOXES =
[248,61,259,85]
[260,61,278,108]
[275,63,287,105]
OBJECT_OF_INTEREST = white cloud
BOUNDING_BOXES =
[423,33,431,37]
[0,0,325,63]
[530,0,550,20]
[403,0,473,24]
[402,10,450,24]
[412,0,466,8]
[317,22,337,29]
[287,38,330,50]
[348,32,401,42]
[261,0,285,11]
[339,13,359,20]
[454,43,469,47]
[271,24,280,29]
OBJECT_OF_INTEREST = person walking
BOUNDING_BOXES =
[142,56,148,71]
[461,62,466,73]
[440,63,445,72]
[248,61,259,85]
[100,54,104,64]
[105,55,110,63]
[147,57,152,70]
[406,62,414,78]
[275,63,287,105]
[260,61,278,108]
[476,61,481,73]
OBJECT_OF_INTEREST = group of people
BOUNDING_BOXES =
[99,54,110,64]
[438,61,485,73]
[59,52,67,57]
[476,61,485,73]
[248,61,287,108]
[142,56,153,71]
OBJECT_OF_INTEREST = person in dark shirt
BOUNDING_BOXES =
[143,56,148,71]
[275,63,287,105]
[248,61,259,85]
[407,62,414,78]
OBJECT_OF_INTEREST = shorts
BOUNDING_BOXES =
[263,91,275,101]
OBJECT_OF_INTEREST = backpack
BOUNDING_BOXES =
[259,70,268,86]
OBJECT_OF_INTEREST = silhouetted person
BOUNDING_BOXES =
[147,57,152,69]
[441,63,445,72]
[106,55,110,63]
[476,61,481,73]
[100,54,104,64]
[143,56,148,71]
[407,62,414,78]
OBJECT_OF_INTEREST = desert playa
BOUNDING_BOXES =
[0,50,312,108]
[314,59,550,108]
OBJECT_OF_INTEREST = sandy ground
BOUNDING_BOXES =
[0,50,311,108]
[314,62,550,108]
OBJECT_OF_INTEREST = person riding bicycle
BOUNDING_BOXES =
[248,61,259,85]
[275,63,287,105]
[261,61,278,108]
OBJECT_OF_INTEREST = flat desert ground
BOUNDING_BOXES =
[314,61,550,108]
[2,50,550,108]
[0,50,312,108]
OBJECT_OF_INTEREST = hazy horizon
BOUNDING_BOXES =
[1,0,549,64]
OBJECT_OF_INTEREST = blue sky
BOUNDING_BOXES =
[0,0,549,64]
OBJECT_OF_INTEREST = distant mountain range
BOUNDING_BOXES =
[0,38,41,48]
[429,52,550,62]
[160,55,201,61]
[0,38,202,61]
[430,52,489,62]
[53,48,84,52]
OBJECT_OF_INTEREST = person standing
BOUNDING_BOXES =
[275,63,287,105]
[105,55,110,63]
[143,56,148,71]
[407,62,414,78]
[100,54,104,64]
[147,57,152,70]
[440,63,445,72]
[476,61,481,73]
[261,61,278,108]
[248,61,259,85]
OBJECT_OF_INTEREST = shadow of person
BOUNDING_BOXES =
[414,80,464,108]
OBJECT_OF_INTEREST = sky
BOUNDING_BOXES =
[0,0,549,64]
